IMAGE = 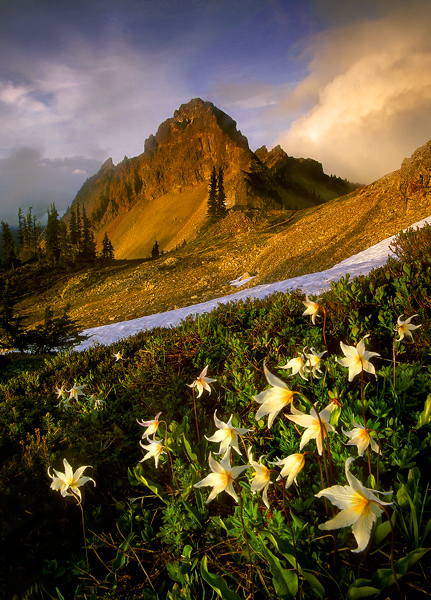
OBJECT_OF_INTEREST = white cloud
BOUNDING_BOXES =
[276,4,431,183]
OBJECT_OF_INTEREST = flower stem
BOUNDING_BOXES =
[233,481,254,600]
[192,388,200,443]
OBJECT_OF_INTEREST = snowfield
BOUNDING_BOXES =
[74,217,431,351]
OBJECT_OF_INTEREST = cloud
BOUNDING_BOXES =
[0,148,101,224]
[275,3,431,183]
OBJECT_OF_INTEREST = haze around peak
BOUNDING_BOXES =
[1,0,431,222]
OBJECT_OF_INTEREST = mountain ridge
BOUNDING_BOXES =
[63,98,356,259]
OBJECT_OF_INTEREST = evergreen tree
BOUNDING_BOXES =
[58,220,72,264]
[76,202,82,252]
[151,240,160,259]
[0,281,26,351]
[215,166,228,219]
[101,231,114,261]
[80,205,96,262]
[207,166,218,221]
[1,220,16,267]
[69,205,78,246]
[17,208,24,249]
[45,203,61,263]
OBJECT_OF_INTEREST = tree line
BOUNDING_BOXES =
[0,202,114,271]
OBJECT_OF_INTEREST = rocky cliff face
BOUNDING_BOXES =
[64,98,356,258]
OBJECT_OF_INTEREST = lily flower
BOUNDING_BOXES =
[279,351,307,380]
[187,365,216,398]
[68,383,86,401]
[304,348,326,379]
[55,385,66,399]
[137,412,162,439]
[253,364,297,428]
[316,458,392,553]
[205,411,251,455]
[303,295,321,325]
[287,403,335,455]
[396,314,421,342]
[139,438,165,468]
[194,450,248,503]
[338,336,380,381]
[48,458,95,501]
[113,352,124,361]
[249,453,272,509]
[342,417,380,457]
[271,453,305,489]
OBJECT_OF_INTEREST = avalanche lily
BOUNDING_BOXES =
[48,458,95,501]
[253,364,297,428]
[205,411,251,455]
[137,412,162,439]
[342,417,380,457]
[303,295,321,325]
[113,351,124,361]
[139,438,165,468]
[271,453,305,489]
[304,348,326,379]
[249,452,272,509]
[68,383,86,401]
[338,336,380,382]
[187,365,216,398]
[316,458,392,553]
[287,403,335,455]
[396,314,421,342]
[279,351,307,380]
[194,450,248,503]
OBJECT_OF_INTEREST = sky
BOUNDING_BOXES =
[74,214,431,351]
[1,0,431,225]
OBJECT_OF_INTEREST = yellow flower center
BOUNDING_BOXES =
[352,492,371,515]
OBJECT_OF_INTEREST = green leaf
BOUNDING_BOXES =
[112,532,134,572]
[374,512,396,546]
[260,543,298,599]
[416,394,431,428]
[347,584,381,599]
[129,465,169,504]
[183,434,198,463]
[302,571,325,599]
[200,555,241,600]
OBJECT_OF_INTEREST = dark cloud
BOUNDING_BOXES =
[0,148,101,224]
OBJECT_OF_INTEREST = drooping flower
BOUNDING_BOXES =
[68,383,86,401]
[205,411,251,456]
[249,452,272,509]
[137,412,162,439]
[287,403,335,455]
[271,453,306,489]
[316,458,392,553]
[338,336,380,382]
[303,348,326,379]
[342,417,380,457]
[89,394,105,410]
[253,364,297,428]
[187,365,216,398]
[55,385,66,399]
[194,450,248,503]
[303,295,321,325]
[139,438,165,468]
[396,314,421,342]
[279,351,307,380]
[113,351,124,362]
[48,458,95,501]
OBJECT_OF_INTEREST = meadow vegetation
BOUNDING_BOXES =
[1,224,431,599]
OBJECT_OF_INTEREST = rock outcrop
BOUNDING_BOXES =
[63,98,356,258]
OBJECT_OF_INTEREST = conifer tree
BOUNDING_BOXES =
[69,205,78,246]
[45,203,61,263]
[0,281,26,351]
[207,166,218,221]
[80,205,96,262]
[101,231,115,261]
[151,240,160,259]
[1,220,16,267]
[215,166,227,219]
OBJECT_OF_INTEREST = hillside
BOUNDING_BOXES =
[62,98,355,259]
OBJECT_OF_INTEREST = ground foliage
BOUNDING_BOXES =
[1,226,431,599]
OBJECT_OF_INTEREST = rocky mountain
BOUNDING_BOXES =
[63,98,355,259]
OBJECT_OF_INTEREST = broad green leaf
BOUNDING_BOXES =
[374,512,396,546]
[182,499,205,528]
[302,571,325,599]
[129,465,169,504]
[416,394,431,428]
[112,532,134,572]
[347,584,381,599]
[200,555,241,600]
[260,543,298,599]
[183,434,198,463]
